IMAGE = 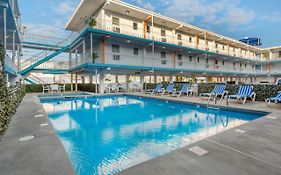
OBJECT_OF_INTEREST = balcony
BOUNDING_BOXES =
[90,19,257,61]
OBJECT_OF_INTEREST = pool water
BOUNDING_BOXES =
[40,95,264,175]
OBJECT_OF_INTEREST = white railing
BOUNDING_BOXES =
[90,19,257,60]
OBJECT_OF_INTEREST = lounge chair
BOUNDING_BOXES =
[228,85,256,104]
[173,83,191,97]
[146,84,163,94]
[266,91,281,106]
[200,83,227,103]
[162,83,175,95]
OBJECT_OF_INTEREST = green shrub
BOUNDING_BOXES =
[24,84,72,93]
[77,84,98,93]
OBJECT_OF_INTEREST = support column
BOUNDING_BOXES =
[12,31,15,62]
[90,33,93,62]
[69,52,72,68]
[99,73,105,94]
[169,75,173,83]
[89,75,93,84]
[83,39,86,63]
[154,75,157,84]
[126,75,130,91]
[17,46,20,70]
[75,74,78,92]
[115,75,119,84]
[95,69,98,94]
[70,74,73,91]
[81,76,85,84]
[140,75,144,92]
[3,8,7,50]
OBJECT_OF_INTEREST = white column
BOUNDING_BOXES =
[169,75,173,83]
[99,73,105,94]
[90,33,93,63]
[140,75,144,92]
[17,46,20,70]
[95,69,98,94]
[3,8,7,50]
[126,75,130,91]
[12,31,15,62]
[69,52,72,68]
[89,75,93,84]
[83,39,86,63]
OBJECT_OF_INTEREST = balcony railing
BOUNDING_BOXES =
[90,20,257,60]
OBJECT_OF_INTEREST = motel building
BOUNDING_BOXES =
[57,0,281,94]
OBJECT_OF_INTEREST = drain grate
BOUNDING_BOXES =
[235,129,246,133]
[40,123,48,127]
[34,114,43,118]
[189,146,208,156]
[267,116,277,120]
[19,135,35,142]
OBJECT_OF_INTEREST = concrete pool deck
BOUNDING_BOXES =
[0,92,281,175]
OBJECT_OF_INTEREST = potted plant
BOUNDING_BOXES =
[85,17,96,28]
[92,52,98,63]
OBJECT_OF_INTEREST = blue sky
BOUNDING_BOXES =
[19,0,281,48]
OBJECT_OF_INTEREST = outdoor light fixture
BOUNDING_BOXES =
[161,22,165,25]
[162,46,166,49]
[107,67,111,70]
[180,71,183,74]
[126,40,131,43]
[126,10,130,15]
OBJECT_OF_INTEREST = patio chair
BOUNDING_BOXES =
[147,84,163,94]
[59,84,66,92]
[228,85,256,104]
[42,84,50,93]
[162,83,175,95]
[173,83,192,97]
[199,83,227,104]
[266,91,281,106]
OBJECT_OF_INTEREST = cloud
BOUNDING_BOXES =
[54,2,76,15]
[132,0,156,11]
[261,11,281,23]
[163,0,255,30]
[24,23,66,37]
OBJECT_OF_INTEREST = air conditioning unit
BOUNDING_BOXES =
[216,50,219,53]
[113,54,120,60]
[112,26,120,33]
[178,41,183,46]
[178,62,183,66]
[161,38,167,42]
[205,47,209,51]
[161,60,167,64]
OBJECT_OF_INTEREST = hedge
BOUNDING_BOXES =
[0,45,25,139]
[24,84,98,93]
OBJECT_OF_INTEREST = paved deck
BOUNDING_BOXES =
[118,93,281,175]
[0,92,281,175]
[0,93,76,175]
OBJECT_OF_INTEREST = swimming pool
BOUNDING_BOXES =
[40,95,265,175]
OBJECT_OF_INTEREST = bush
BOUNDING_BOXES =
[77,84,98,93]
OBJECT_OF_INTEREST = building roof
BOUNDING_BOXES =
[66,0,280,53]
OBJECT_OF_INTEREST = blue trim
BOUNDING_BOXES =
[24,78,35,84]
[70,63,262,76]
[19,45,70,75]
[34,68,69,74]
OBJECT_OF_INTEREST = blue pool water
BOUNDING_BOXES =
[41,95,265,175]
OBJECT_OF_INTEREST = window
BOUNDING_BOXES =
[240,62,242,67]
[161,30,166,37]
[189,37,192,43]
[112,17,119,26]
[133,48,139,55]
[147,26,151,33]
[206,58,208,64]
[189,56,192,62]
[215,60,218,65]
[245,63,247,68]
[112,45,120,53]
[177,34,182,40]
[161,52,166,58]
[222,61,225,65]
[233,62,236,67]
[206,41,209,46]
[215,43,218,48]
[177,54,182,60]
[133,22,138,30]
[197,57,200,63]
[223,46,225,50]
